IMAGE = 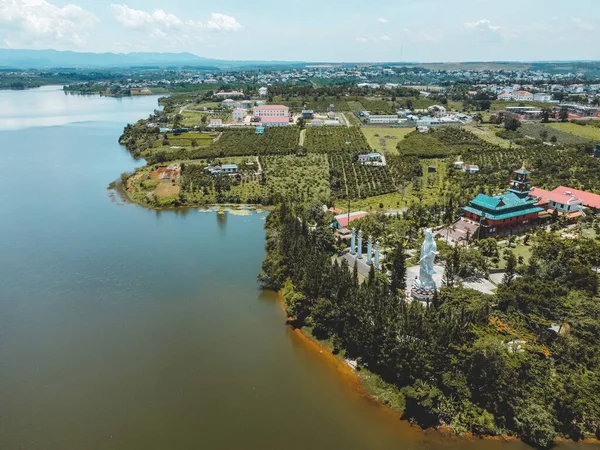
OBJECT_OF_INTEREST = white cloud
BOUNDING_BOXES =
[356,36,369,43]
[572,17,594,31]
[206,13,242,32]
[0,0,97,49]
[380,35,392,41]
[110,4,242,45]
[463,19,504,42]
[377,17,389,24]
[110,4,187,29]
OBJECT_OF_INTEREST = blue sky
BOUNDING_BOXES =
[0,0,599,62]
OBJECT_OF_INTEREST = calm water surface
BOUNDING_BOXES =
[0,87,584,449]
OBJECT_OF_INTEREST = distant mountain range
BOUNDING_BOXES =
[0,49,304,70]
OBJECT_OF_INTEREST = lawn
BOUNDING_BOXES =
[546,122,600,142]
[464,124,518,149]
[360,127,413,155]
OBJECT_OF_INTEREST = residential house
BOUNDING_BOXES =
[232,108,245,122]
[533,93,553,102]
[239,100,253,109]
[513,90,534,101]
[463,164,480,174]
[222,99,236,108]
[301,110,314,119]
[258,87,268,97]
[498,92,514,101]
[210,118,223,127]
[255,126,265,135]
[530,187,584,218]
[205,163,238,175]
[531,186,600,214]
[358,152,383,165]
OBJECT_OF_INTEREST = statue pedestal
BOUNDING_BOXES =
[410,278,436,302]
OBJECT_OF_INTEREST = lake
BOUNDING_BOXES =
[0,86,580,449]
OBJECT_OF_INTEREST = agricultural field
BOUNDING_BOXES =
[396,127,481,158]
[163,131,213,148]
[521,123,592,145]
[328,154,396,200]
[211,127,300,157]
[261,154,331,203]
[546,122,600,142]
[305,127,371,155]
[360,127,413,155]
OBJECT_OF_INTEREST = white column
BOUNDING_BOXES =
[374,241,380,270]
[367,236,373,265]
[350,228,356,255]
[357,230,363,259]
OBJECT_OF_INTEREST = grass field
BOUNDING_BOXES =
[546,122,600,142]
[360,127,413,155]
[464,125,518,148]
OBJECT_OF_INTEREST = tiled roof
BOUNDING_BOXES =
[552,186,600,209]
[334,211,369,227]
[464,205,543,221]
[261,116,290,123]
[470,192,537,211]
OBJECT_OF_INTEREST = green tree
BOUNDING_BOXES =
[502,250,517,286]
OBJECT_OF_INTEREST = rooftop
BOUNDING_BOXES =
[254,105,289,111]
[334,211,369,228]
[470,192,538,211]
[532,186,600,209]
[260,116,290,123]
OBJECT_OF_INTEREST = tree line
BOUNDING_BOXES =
[260,203,600,448]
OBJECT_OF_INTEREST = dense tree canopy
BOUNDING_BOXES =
[260,203,600,448]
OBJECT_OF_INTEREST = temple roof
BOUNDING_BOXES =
[470,192,537,211]
[464,205,543,221]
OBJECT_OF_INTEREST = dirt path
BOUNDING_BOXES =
[255,156,263,174]
[299,128,306,146]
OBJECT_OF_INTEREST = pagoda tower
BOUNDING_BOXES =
[507,162,533,198]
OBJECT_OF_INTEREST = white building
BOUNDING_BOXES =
[513,90,534,101]
[232,108,245,122]
[363,112,399,124]
[209,118,223,127]
[533,93,553,102]
[498,92,514,101]
[222,99,236,108]
[253,105,290,117]
[214,91,244,99]
[258,87,268,97]
[239,100,253,109]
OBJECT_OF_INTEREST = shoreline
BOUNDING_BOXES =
[110,179,273,212]
[274,291,600,446]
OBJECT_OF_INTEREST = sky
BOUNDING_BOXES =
[0,0,599,62]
